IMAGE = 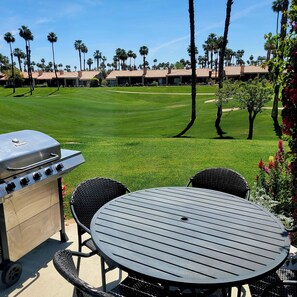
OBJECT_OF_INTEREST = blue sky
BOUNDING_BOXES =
[0,0,276,70]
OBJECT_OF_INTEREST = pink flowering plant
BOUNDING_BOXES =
[257,1,297,246]
[254,140,294,227]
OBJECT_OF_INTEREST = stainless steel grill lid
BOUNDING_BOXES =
[0,130,61,179]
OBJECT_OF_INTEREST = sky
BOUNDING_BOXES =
[0,0,277,70]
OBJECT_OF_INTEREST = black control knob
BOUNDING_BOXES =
[56,163,64,171]
[44,167,53,175]
[20,177,30,186]
[33,172,42,180]
[6,182,16,192]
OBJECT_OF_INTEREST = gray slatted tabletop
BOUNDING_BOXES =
[90,187,290,289]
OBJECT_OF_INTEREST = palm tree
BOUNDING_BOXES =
[119,49,128,70]
[139,46,149,70]
[93,50,102,70]
[272,0,284,36]
[47,32,59,89]
[187,44,198,67]
[87,58,93,70]
[132,53,137,69]
[74,40,83,71]
[19,25,34,94]
[4,32,16,92]
[236,49,245,65]
[81,44,88,71]
[215,0,233,138]
[127,50,134,69]
[13,48,25,71]
[264,39,277,61]
[174,0,196,137]
[206,33,218,69]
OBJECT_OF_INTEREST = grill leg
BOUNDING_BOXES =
[58,178,68,242]
[0,203,10,267]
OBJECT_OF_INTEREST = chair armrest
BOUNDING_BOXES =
[261,280,297,297]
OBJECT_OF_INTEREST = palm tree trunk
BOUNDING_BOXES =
[215,0,233,138]
[271,0,289,138]
[9,44,15,93]
[174,0,196,137]
[51,43,59,89]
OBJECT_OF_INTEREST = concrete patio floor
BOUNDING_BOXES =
[0,220,254,297]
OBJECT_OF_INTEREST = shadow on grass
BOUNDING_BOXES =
[172,135,193,138]
[48,88,60,96]
[213,136,234,139]
[13,90,32,97]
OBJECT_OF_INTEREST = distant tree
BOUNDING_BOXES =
[4,32,16,92]
[224,48,233,66]
[235,49,245,65]
[219,79,273,139]
[19,25,34,94]
[264,38,277,61]
[3,67,24,87]
[13,48,25,71]
[93,50,102,70]
[127,50,134,69]
[272,0,285,36]
[47,32,59,89]
[87,58,93,70]
[81,43,88,71]
[74,40,83,71]
[187,44,198,67]
[119,49,128,70]
[132,53,137,69]
[139,46,149,70]
[0,53,9,71]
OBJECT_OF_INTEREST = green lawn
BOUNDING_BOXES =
[0,86,281,217]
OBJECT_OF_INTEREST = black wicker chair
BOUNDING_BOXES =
[70,177,130,291]
[53,249,165,297]
[249,227,297,297]
[187,168,250,199]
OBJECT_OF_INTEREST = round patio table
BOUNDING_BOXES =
[90,187,290,290]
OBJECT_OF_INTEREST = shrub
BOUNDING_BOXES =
[252,140,294,228]
[90,78,99,87]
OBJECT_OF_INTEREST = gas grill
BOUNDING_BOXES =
[0,130,84,286]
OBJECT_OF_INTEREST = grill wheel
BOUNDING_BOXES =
[1,261,22,287]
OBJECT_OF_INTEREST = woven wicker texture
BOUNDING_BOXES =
[70,177,130,231]
[187,168,250,199]
[53,250,164,297]
[53,250,114,297]
[70,177,130,292]
[249,268,297,297]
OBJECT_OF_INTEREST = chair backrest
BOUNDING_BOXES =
[53,250,114,297]
[70,177,130,232]
[187,167,250,199]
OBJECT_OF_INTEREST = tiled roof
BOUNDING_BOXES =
[242,65,268,73]
[36,72,56,80]
[79,71,100,80]
[168,69,192,76]
[196,68,212,77]
[224,66,242,76]
[145,70,168,78]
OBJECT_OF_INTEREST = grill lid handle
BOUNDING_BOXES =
[6,153,60,171]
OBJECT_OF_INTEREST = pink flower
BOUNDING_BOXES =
[263,166,270,174]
